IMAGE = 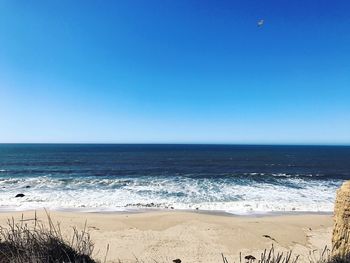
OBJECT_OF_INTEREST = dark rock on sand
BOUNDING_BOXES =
[15,194,25,198]
[173,259,181,263]
[244,255,256,261]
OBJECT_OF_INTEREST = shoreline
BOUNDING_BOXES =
[0,206,334,217]
[0,209,333,263]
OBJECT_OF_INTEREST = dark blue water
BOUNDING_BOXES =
[0,144,349,213]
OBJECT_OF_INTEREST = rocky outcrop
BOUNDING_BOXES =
[332,181,350,257]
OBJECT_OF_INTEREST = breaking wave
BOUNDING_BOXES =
[0,175,340,214]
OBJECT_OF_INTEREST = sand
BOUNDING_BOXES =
[0,210,333,263]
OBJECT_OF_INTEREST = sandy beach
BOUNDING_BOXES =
[0,210,333,263]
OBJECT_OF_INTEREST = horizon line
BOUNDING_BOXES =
[0,142,349,147]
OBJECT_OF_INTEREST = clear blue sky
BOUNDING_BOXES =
[0,0,349,144]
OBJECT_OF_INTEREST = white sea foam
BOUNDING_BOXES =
[0,176,341,214]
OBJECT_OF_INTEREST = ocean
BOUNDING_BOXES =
[0,144,349,214]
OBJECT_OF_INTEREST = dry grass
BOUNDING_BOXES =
[0,211,97,263]
[222,245,299,263]
[222,245,350,263]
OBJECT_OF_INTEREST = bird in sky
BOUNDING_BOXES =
[257,19,264,27]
